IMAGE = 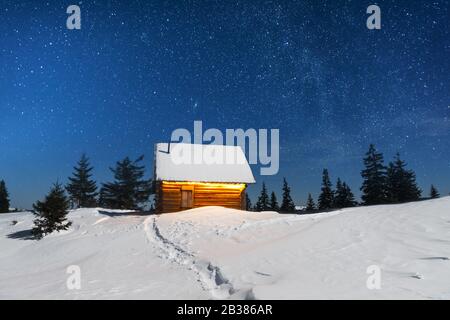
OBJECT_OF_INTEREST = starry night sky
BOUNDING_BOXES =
[1,0,449,209]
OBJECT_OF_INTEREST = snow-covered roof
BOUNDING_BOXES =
[154,143,255,184]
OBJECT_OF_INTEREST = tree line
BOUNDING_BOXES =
[0,154,153,239]
[0,144,444,238]
[247,178,296,212]
[250,144,441,213]
[65,154,153,210]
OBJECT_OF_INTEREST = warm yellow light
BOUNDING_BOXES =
[162,181,246,191]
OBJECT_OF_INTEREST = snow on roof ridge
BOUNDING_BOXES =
[154,142,256,183]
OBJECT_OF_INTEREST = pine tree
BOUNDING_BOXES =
[333,178,344,208]
[341,182,357,207]
[99,156,152,210]
[66,154,98,208]
[32,182,72,240]
[318,169,334,210]
[334,178,357,208]
[280,178,296,213]
[255,182,270,211]
[0,180,10,213]
[360,144,388,205]
[430,185,440,199]
[386,153,421,203]
[305,193,316,211]
[245,193,252,211]
[269,191,280,211]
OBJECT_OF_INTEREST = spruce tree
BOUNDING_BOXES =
[318,169,334,210]
[430,185,440,199]
[360,144,388,205]
[280,178,296,213]
[386,153,421,203]
[66,154,98,208]
[341,182,357,207]
[32,182,72,240]
[255,182,270,211]
[99,156,152,210]
[245,193,252,211]
[306,193,316,211]
[334,179,357,208]
[269,191,280,211]
[0,180,10,213]
[333,178,344,208]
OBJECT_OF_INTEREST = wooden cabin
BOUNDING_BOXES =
[154,143,255,213]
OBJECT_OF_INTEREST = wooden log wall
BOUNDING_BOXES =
[155,181,246,213]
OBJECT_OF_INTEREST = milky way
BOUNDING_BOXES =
[1,0,449,208]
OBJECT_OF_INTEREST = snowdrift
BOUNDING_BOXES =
[1,197,449,299]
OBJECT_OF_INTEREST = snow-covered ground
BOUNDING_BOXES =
[1,197,449,299]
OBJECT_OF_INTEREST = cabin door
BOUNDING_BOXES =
[181,189,193,208]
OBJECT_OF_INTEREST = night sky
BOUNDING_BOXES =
[1,0,449,209]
